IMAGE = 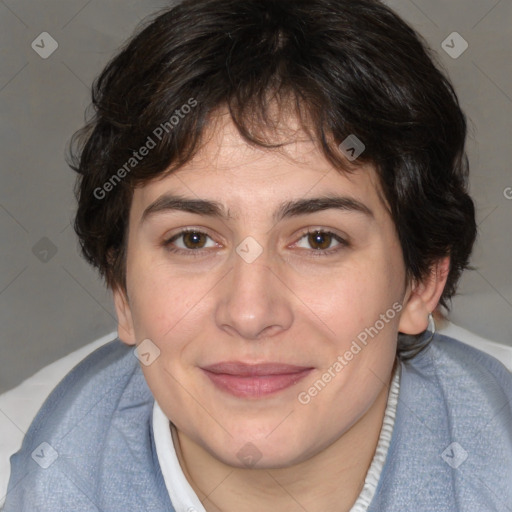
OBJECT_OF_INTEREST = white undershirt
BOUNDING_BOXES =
[153,362,401,512]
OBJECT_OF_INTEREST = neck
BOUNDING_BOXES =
[171,364,396,512]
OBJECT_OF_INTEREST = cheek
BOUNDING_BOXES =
[297,257,401,340]
[127,255,224,360]
[128,266,205,395]
[127,256,191,340]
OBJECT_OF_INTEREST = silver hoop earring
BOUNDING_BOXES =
[425,312,436,343]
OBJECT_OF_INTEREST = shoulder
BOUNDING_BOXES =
[402,332,512,460]
[27,339,142,429]
[370,334,512,510]
[425,332,512,398]
[3,339,158,510]
[403,332,512,415]
[23,338,149,446]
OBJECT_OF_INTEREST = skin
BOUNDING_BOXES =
[114,109,449,512]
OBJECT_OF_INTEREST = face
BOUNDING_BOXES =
[114,111,411,469]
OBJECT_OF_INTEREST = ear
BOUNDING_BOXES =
[398,256,450,335]
[112,285,137,346]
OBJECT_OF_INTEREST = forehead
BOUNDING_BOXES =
[130,111,387,220]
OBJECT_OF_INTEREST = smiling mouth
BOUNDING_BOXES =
[201,362,314,398]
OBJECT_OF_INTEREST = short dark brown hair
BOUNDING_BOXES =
[69,0,477,359]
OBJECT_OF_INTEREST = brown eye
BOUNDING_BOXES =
[164,230,216,254]
[307,231,333,250]
[182,231,208,249]
[294,229,348,255]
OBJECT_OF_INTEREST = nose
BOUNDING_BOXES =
[214,245,294,341]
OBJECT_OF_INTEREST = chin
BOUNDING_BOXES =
[205,427,316,470]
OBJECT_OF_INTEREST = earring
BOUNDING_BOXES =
[425,312,436,343]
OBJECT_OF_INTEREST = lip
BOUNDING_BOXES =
[201,362,314,399]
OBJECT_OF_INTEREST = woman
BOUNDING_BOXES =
[4,0,511,510]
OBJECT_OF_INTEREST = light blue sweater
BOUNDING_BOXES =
[3,333,512,511]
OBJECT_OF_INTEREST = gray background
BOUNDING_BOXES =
[0,0,511,394]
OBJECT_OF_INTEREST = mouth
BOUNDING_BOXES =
[200,362,314,399]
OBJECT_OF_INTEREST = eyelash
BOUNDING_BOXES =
[163,228,349,258]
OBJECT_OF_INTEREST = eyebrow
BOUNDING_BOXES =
[140,193,374,225]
